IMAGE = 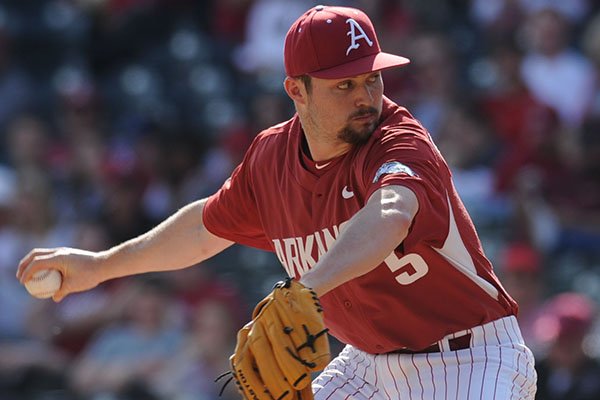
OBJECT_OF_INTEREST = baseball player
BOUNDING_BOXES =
[17,5,537,399]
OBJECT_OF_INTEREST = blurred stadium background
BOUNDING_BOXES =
[0,0,599,399]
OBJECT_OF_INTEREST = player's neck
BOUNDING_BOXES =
[300,120,352,162]
[302,132,351,162]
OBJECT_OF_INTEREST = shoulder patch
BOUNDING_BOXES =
[373,161,417,183]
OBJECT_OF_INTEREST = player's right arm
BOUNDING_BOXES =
[16,198,233,302]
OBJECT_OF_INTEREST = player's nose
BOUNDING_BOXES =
[354,83,375,108]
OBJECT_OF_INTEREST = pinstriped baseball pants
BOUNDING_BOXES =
[312,316,537,399]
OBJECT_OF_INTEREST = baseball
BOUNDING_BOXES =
[24,269,63,299]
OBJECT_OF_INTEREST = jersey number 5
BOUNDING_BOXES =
[384,252,429,284]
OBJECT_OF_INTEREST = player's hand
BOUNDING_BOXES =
[16,247,104,302]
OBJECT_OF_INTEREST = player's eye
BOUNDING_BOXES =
[367,73,381,83]
[337,81,352,90]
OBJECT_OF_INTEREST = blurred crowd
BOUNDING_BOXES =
[0,0,599,399]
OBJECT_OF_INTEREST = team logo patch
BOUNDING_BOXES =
[373,161,417,183]
[346,18,373,56]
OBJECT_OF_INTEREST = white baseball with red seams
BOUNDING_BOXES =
[24,269,62,299]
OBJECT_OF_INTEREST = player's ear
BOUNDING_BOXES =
[283,77,307,105]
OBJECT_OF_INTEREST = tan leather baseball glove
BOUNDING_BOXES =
[226,279,330,400]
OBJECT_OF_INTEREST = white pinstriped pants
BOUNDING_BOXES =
[312,316,537,399]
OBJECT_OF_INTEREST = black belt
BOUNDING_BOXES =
[391,333,472,354]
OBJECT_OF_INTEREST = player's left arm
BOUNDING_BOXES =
[299,184,418,296]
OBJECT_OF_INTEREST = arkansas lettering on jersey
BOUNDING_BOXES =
[203,96,518,354]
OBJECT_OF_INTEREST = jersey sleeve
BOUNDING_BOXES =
[202,140,272,251]
[362,123,450,249]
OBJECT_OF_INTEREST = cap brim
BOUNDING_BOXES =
[308,52,410,79]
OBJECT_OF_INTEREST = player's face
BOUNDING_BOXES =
[306,72,384,145]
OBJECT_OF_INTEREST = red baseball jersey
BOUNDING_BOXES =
[203,97,517,354]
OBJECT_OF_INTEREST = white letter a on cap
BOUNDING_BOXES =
[346,18,373,56]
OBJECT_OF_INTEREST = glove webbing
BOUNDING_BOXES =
[286,324,329,370]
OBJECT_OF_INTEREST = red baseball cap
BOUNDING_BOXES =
[284,5,410,79]
[534,292,596,343]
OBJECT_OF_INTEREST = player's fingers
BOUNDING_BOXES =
[16,248,57,280]
[41,253,97,303]
[17,252,66,285]
[52,289,67,303]
[52,266,70,303]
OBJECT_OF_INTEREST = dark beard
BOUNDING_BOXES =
[337,107,379,145]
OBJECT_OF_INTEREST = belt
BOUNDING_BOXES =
[391,333,472,354]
